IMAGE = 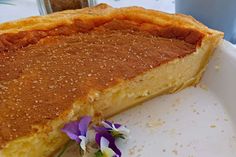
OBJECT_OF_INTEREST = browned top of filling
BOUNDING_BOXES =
[0,20,199,147]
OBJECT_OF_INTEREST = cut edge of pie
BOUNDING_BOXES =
[0,4,223,157]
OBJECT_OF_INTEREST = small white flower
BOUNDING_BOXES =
[102,121,130,138]
[112,124,130,138]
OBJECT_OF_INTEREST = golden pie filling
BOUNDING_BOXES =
[0,19,202,148]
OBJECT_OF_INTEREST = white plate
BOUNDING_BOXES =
[61,40,236,157]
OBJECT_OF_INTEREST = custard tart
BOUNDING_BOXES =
[0,4,223,157]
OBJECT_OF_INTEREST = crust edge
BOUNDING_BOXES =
[0,3,223,38]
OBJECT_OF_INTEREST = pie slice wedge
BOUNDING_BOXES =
[0,4,223,157]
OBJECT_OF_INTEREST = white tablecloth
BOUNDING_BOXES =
[0,0,175,23]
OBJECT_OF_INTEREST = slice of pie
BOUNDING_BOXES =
[0,4,223,157]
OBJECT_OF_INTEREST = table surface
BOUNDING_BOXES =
[0,0,175,23]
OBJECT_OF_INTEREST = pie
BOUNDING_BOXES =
[0,4,223,157]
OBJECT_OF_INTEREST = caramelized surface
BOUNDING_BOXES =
[0,20,196,147]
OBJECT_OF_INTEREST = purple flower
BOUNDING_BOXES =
[95,121,130,139]
[62,116,91,151]
[95,131,121,157]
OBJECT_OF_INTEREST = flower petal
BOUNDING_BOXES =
[103,121,121,130]
[100,136,109,151]
[115,125,130,137]
[113,123,122,129]
[79,116,92,136]
[94,125,108,133]
[62,121,81,143]
[95,132,121,157]
[100,137,117,157]
[101,121,129,139]
[102,121,113,129]
[78,135,87,151]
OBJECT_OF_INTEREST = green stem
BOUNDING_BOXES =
[57,140,72,157]
[79,144,83,156]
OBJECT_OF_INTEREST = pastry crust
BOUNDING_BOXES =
[0,4,223,157]
[0,3,221,36]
